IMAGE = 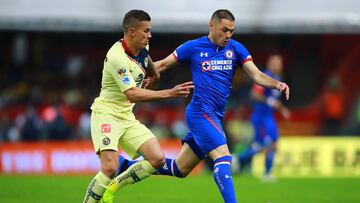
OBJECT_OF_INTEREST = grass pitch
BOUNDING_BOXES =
[0,174,359,203]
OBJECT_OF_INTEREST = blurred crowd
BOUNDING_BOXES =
[0,32,359,143]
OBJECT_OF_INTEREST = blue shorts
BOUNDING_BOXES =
[182,105,227,160]
[251,115,278,147]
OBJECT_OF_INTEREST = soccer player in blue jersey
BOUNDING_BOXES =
[237,54,290,181]
[105,9,290,203]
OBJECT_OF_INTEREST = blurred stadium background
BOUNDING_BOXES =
[0,0,360,202]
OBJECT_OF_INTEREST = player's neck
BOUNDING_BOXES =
[122,37,140,56]
[207,33,223,49]
[207,33,216,45]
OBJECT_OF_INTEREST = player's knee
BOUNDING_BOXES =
[177,167,190,178]
[148,155,165,169]
[101,163,119,178]
[179,171,189,178]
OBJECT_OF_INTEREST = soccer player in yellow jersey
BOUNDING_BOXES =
[82,10,194,203]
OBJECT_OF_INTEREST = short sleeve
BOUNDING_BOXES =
[173,40,195,63]
[107,56,136,92]
[234,41,253,66]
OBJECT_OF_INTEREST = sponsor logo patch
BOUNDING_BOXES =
[201,60,233,71]
[101,124,111,133]
[135,74,144,87]
[201,61,211,72]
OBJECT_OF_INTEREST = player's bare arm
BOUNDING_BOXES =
[243,61,290,100]
[154,53,178,72]
[124,81,194,103]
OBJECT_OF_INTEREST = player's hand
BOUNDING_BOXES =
[142,78,151,89]
[280,107,291,120]
[276,82,290,100]
[143,75,159,89]
[171,81,194,97]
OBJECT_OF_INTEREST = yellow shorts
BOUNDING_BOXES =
[90,111,155,159]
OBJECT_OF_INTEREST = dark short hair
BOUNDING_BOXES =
[211,9,235,22]
[122,10,151,33]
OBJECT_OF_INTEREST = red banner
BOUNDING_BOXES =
[0,140,204,174]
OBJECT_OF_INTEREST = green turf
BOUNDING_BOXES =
[0,174,359,203]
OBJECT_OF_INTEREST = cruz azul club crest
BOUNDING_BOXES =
[225,49,233,59]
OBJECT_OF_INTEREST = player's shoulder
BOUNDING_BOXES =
[107,41,128,60]
[228,39,251,57]
[105,41,130,69]
[106,41,121,55]
[228,39,247,49]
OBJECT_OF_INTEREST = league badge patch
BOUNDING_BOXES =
[122,76,131,85]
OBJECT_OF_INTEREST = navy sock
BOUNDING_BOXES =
[117,155,183,177]
[116,155,137,175]
[213,156,237,203]
[155,158,183,177]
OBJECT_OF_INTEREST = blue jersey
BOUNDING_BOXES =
[251,70,281,145]
[174,36,252,118]
[251,70,281,118]
[175,36,252,159]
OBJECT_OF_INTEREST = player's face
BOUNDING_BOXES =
[268,55,283,75]
[210,19,235,47]
[132,21,152,49]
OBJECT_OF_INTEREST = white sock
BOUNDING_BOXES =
[83,171,111,203]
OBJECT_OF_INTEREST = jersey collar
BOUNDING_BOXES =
[121,39,136,57]
[206,36,226,51]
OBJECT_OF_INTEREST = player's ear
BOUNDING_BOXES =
[209,20,214,29]
[129,27,136,37]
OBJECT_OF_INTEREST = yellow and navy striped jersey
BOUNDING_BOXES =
[91,39,149,120]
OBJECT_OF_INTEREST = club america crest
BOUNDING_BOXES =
[102,137,111,145]
[144,57,149,68]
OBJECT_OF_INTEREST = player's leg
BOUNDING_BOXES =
[237,143,262,162]
[208,144,237,203]
[107,138,164,192]
[102,121,164,202]
[116,139,202,177]
[187,109,237,203]
[160,142,202,177]
[83,112,122,203]
[264,143,277,177]
[83,150,118,203]
[237,118,264,164]
[264,118,279,178]
[151,131,203,177]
